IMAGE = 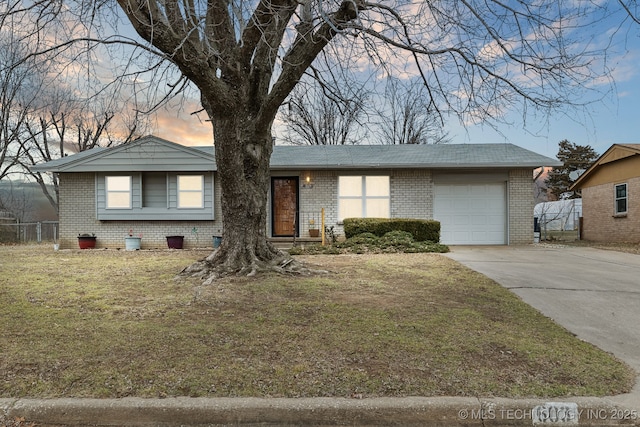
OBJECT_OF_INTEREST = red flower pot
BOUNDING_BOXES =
[78,236,96,249]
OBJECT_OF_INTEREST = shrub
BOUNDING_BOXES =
[343,218,441,242]
[380,230,414,247]
[340,232,379,246]
[289,231,449,255]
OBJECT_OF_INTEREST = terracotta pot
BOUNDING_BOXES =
[309,229,320,238]
[78,236,96,249]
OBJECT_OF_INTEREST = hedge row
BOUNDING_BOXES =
[342,218,441,242]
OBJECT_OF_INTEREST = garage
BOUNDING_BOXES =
[434,183,507,245]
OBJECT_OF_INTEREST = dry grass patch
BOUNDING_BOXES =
[0,245,634,399]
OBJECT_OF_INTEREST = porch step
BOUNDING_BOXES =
[269,237,322,249]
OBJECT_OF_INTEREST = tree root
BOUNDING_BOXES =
[178,248,327,286]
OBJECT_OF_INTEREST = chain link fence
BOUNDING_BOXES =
[0,221,59,243]
[535,211,581,242]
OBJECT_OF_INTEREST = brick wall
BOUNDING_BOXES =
[581,177,640,242]
[292,169,434,239]
[59,173,224,249]
[296,170,339,237]
[508,169,534,244]
[59,173,96,248]
[61,168,532,247]
[391,170,433,219]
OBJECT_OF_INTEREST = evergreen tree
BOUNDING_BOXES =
[545,140,599,200]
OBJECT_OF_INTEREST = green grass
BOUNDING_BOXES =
[0,245,634,399]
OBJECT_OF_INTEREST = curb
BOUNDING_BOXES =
[1,396,639,426]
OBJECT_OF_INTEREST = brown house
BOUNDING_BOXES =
[571,144,640,243]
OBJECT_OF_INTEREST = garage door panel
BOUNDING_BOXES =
[434,183,506,245]
[469,199,489,210]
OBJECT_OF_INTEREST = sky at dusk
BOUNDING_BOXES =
[147,8,640,162]
[445,46,640,159]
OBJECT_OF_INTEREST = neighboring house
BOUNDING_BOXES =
[30,135,560,249]
[570,144,640,242]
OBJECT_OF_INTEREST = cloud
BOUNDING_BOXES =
[154,103,213,146]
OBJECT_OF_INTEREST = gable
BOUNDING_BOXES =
[31,136,216,173]
[571,144,640,190]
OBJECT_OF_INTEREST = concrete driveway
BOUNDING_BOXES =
[445,244,640,407]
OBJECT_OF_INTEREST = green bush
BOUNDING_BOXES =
[340,232,379,247]
[343,218,441,242]
[289,230,449,255]
[380,230,414,246]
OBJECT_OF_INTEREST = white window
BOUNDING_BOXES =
[615,183,628,215]
[178,175,204,208]
[338,176,390,221]
[105,176,132,209]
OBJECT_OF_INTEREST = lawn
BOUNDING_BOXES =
[0,245,634,399]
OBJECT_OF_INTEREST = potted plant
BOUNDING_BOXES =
[308,219,319,237]
[125,229,142,251]
[77,233,97,249]
[166,235,184,249]
[213,228,223,248]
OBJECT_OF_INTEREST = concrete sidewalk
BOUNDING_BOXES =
[2,395,639,426]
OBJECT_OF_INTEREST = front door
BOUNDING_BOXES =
[271,177,299,237]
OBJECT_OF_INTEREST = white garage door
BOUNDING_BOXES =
[434,183,506,245]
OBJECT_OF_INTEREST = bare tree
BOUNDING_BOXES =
[374,78,450,145]
[619,0,640,24]
[17,93,148,214]
[279,76,449,146]
[0,14,149,216]
[0,24,50,182]
[279,79,368,145]
[3,0,631,280]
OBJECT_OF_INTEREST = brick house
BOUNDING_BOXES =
[31,135,560,249]
[571,144,640,243]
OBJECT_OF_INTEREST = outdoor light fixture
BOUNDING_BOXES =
[302,174,314,188]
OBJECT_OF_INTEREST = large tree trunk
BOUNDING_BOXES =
[181,102,299,283]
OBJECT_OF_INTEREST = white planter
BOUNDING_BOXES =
[125,236,141,251]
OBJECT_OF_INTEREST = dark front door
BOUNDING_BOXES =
[272,177,298,237]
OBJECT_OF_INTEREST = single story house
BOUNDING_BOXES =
[570,144,640,242]
[31,135,561,249]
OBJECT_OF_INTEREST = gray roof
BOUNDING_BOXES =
[30,135,561,173]
[269,143,561,169]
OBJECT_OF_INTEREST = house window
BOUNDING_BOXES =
[338,176,390,221]
[105,176,132,209]
[615,183,627,215]
[177,175,204,208]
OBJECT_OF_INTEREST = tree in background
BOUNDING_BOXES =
[374,78,450,145]
[279,77,449,146]
[0,29,49,183]
[17,90,149,215]
[279,79,369,145]
[545,140,599,200]
[0,9,150,217]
